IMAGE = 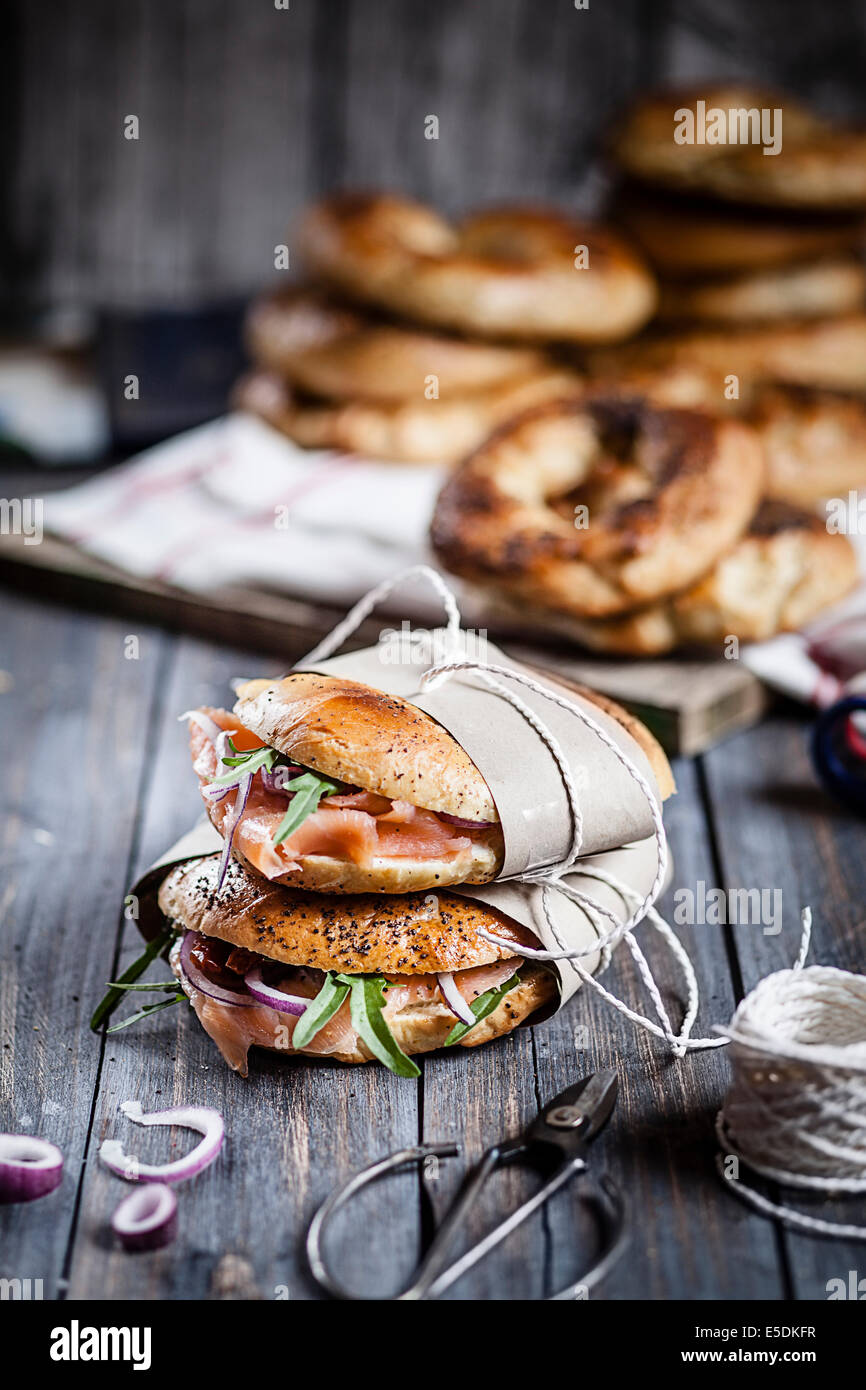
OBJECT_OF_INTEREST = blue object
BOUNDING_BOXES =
[811,695,866,813]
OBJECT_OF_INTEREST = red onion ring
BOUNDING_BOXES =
[0,1134,64,1204]
[438,812,497,830]
[436,973,476,1025]
[179,931,252,1006]
[99,1101,224,1183]
[111,1182,178,1251]
[214,770,253,893]
[243,966,309,1016]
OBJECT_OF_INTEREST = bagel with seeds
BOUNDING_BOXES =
[245,287,551,402]
[234,365,581,465]
[431,392,764,619]
[546,502,859,655]
[159,854,556,1075]
[298,193,657,343]
[610,86,866,210]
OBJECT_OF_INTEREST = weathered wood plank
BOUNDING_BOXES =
[536,753,787,1300]
[702,711,866,1301]
[64,634,420,1300]
[0,595,165,1297]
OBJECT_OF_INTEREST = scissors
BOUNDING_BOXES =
[306,1069,627,1301]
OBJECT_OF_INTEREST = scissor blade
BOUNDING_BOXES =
[532,1069,619,1147]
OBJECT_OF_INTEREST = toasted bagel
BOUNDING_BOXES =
[245,287,551,402]
[610,182,866,278]
[559,502,858,654]
[159,854,532,974]
[587,315,866,395]
[657,257,866,326]
[234,365,581,465]
[298,193,657,343]
[234,671,499,822]
[431,391,764,618]
[610,86,866,210]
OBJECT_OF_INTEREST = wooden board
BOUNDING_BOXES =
[0,528,767,757]
[1,585,861,1301]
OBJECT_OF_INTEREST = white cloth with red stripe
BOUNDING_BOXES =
[45,412,866,707]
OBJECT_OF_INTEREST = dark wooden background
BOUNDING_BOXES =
[8,0,866,318]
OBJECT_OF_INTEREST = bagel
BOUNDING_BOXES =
[159,854,556,1073]
[656,257,866,326]
[552,502,859,655]
[607,366,866,506]
[431,392,764,618]
[587,315,866,395]
[234,365,581,465]
[245,287,551,401]
[298,193,657,343]
[610,86,866,210]
[610,182,866,278]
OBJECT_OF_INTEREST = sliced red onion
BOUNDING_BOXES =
[437,973,476,1025]
[243,966,309,1016]
[179,931,252,1006]
[214,770,253,893]
[178,709,224,744]
[0,1134,64,1204]
[260,764,304,795]
[438,812,497,830]
[99,1101,224,1183]
[111,1183,178,1251]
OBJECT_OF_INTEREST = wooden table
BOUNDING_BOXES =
[2,577,865,1302]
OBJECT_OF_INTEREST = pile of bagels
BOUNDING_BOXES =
[238,85,866,656]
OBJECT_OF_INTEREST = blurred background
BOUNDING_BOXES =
[6,0,866,460]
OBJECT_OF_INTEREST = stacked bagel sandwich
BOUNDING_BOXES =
[234,193,657,464]
[152,668,641,1076]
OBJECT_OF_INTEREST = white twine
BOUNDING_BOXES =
[302,567,866,1237]
[714,908,866,1240]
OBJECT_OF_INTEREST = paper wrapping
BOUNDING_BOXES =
[131,635,670,1014]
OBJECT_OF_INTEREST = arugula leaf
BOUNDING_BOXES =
[106,992,187,1034]
[208,745,276,786]
[337,974,421,1079]
[444,974,521,1046]
[272,771,341,847]
[104,980,184,993]
[291,973,350,1049]
[90,925,177,1031]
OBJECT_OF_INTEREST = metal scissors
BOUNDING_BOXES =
[306,1069,627,1301]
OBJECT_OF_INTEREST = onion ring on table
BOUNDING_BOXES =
[245,287,552,402]
[656,257,866,326]
[610,86,866,211]
[513,501,858,655]
[234,366,581,466]
[609,181,866,279]
[431,391,764,619]
[298,193,657,343]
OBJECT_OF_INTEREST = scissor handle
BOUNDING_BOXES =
[305,1143,459,1301]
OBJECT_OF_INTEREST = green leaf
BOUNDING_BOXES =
[209,745,275,785]
[291,973,350,1049]
[104,980,183,993]
[272,771,341,847]
[337,974,421,1079]
[444,973,521,1046]
[106,992,187,1034]
[90,926,177,1031]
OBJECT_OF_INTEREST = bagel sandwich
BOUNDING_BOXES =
[185,672,506,895]
[158,854,557,1076]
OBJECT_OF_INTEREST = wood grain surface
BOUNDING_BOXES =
[2,583,864,1301]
